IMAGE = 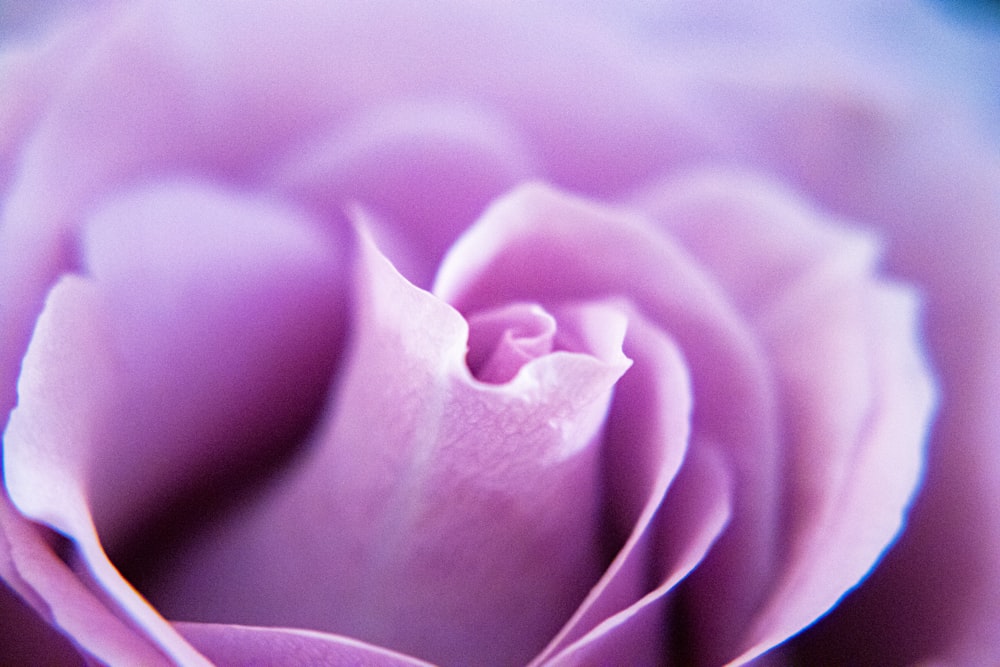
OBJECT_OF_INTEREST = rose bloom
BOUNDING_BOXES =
[1,1,998,665]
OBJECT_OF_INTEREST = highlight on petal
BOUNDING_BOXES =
[135,218,632,666]
[0,492,174,667]
[3,276,208,665]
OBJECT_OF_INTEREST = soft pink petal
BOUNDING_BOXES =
[466,302,557,384]
[139,222,631,666]
[435,182,782,660]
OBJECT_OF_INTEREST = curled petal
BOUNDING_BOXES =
[435,182,782,660]
[2,181,345,664]
[139,220,632,666]
[3,276,207,665]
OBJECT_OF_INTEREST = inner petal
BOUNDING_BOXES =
[466,302,555,383]
[138,223,632,667]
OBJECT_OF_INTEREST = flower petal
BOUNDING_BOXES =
[636,171,936,662]
[731,284,935,665]
[435,182,783,660]
[546,441,732,665]
[531,309,695,663]
[78,181,345,552]
[139,221,632,666]
[269,101,538,287]
[3,275,207,665]
[2,181,345,664]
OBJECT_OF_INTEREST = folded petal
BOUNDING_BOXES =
[3,276,207,665]
[139,220,632,666]
[2,181,345,663]
[435,182,783,659]
[546,441,732,666]
[79,181,345,552]
[532,309,694,663]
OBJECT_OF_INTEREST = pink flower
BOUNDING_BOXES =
[1,1,996,665]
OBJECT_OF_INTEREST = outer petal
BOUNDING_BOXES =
[3,276,206,665]
[638,172,935,662]
[268,100,538,287]
[2,182,345,664]
[77,182,344,553]
[0,0,692,425]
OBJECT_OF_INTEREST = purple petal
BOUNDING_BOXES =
[532,309,695,662]
[3,276,207,665]
[79,181,345,550]
[139,221,631,666]
[2,181,345,664]
[435,182,783,659]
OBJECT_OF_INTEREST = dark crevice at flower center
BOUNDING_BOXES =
[465,302,557,384]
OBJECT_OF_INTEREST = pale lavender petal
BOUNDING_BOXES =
[139,222,631,666]
[639,171,935,662]
[732,284,935,665]
[466,302,556,384]
[3,181,345,664]
[546,441,731,666]
[435,183,783,660]
[3,276,207,665]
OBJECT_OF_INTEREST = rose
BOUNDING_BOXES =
[0,1,996,665]
[1,1,995,665]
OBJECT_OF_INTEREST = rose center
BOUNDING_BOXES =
[465,302,556,383]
